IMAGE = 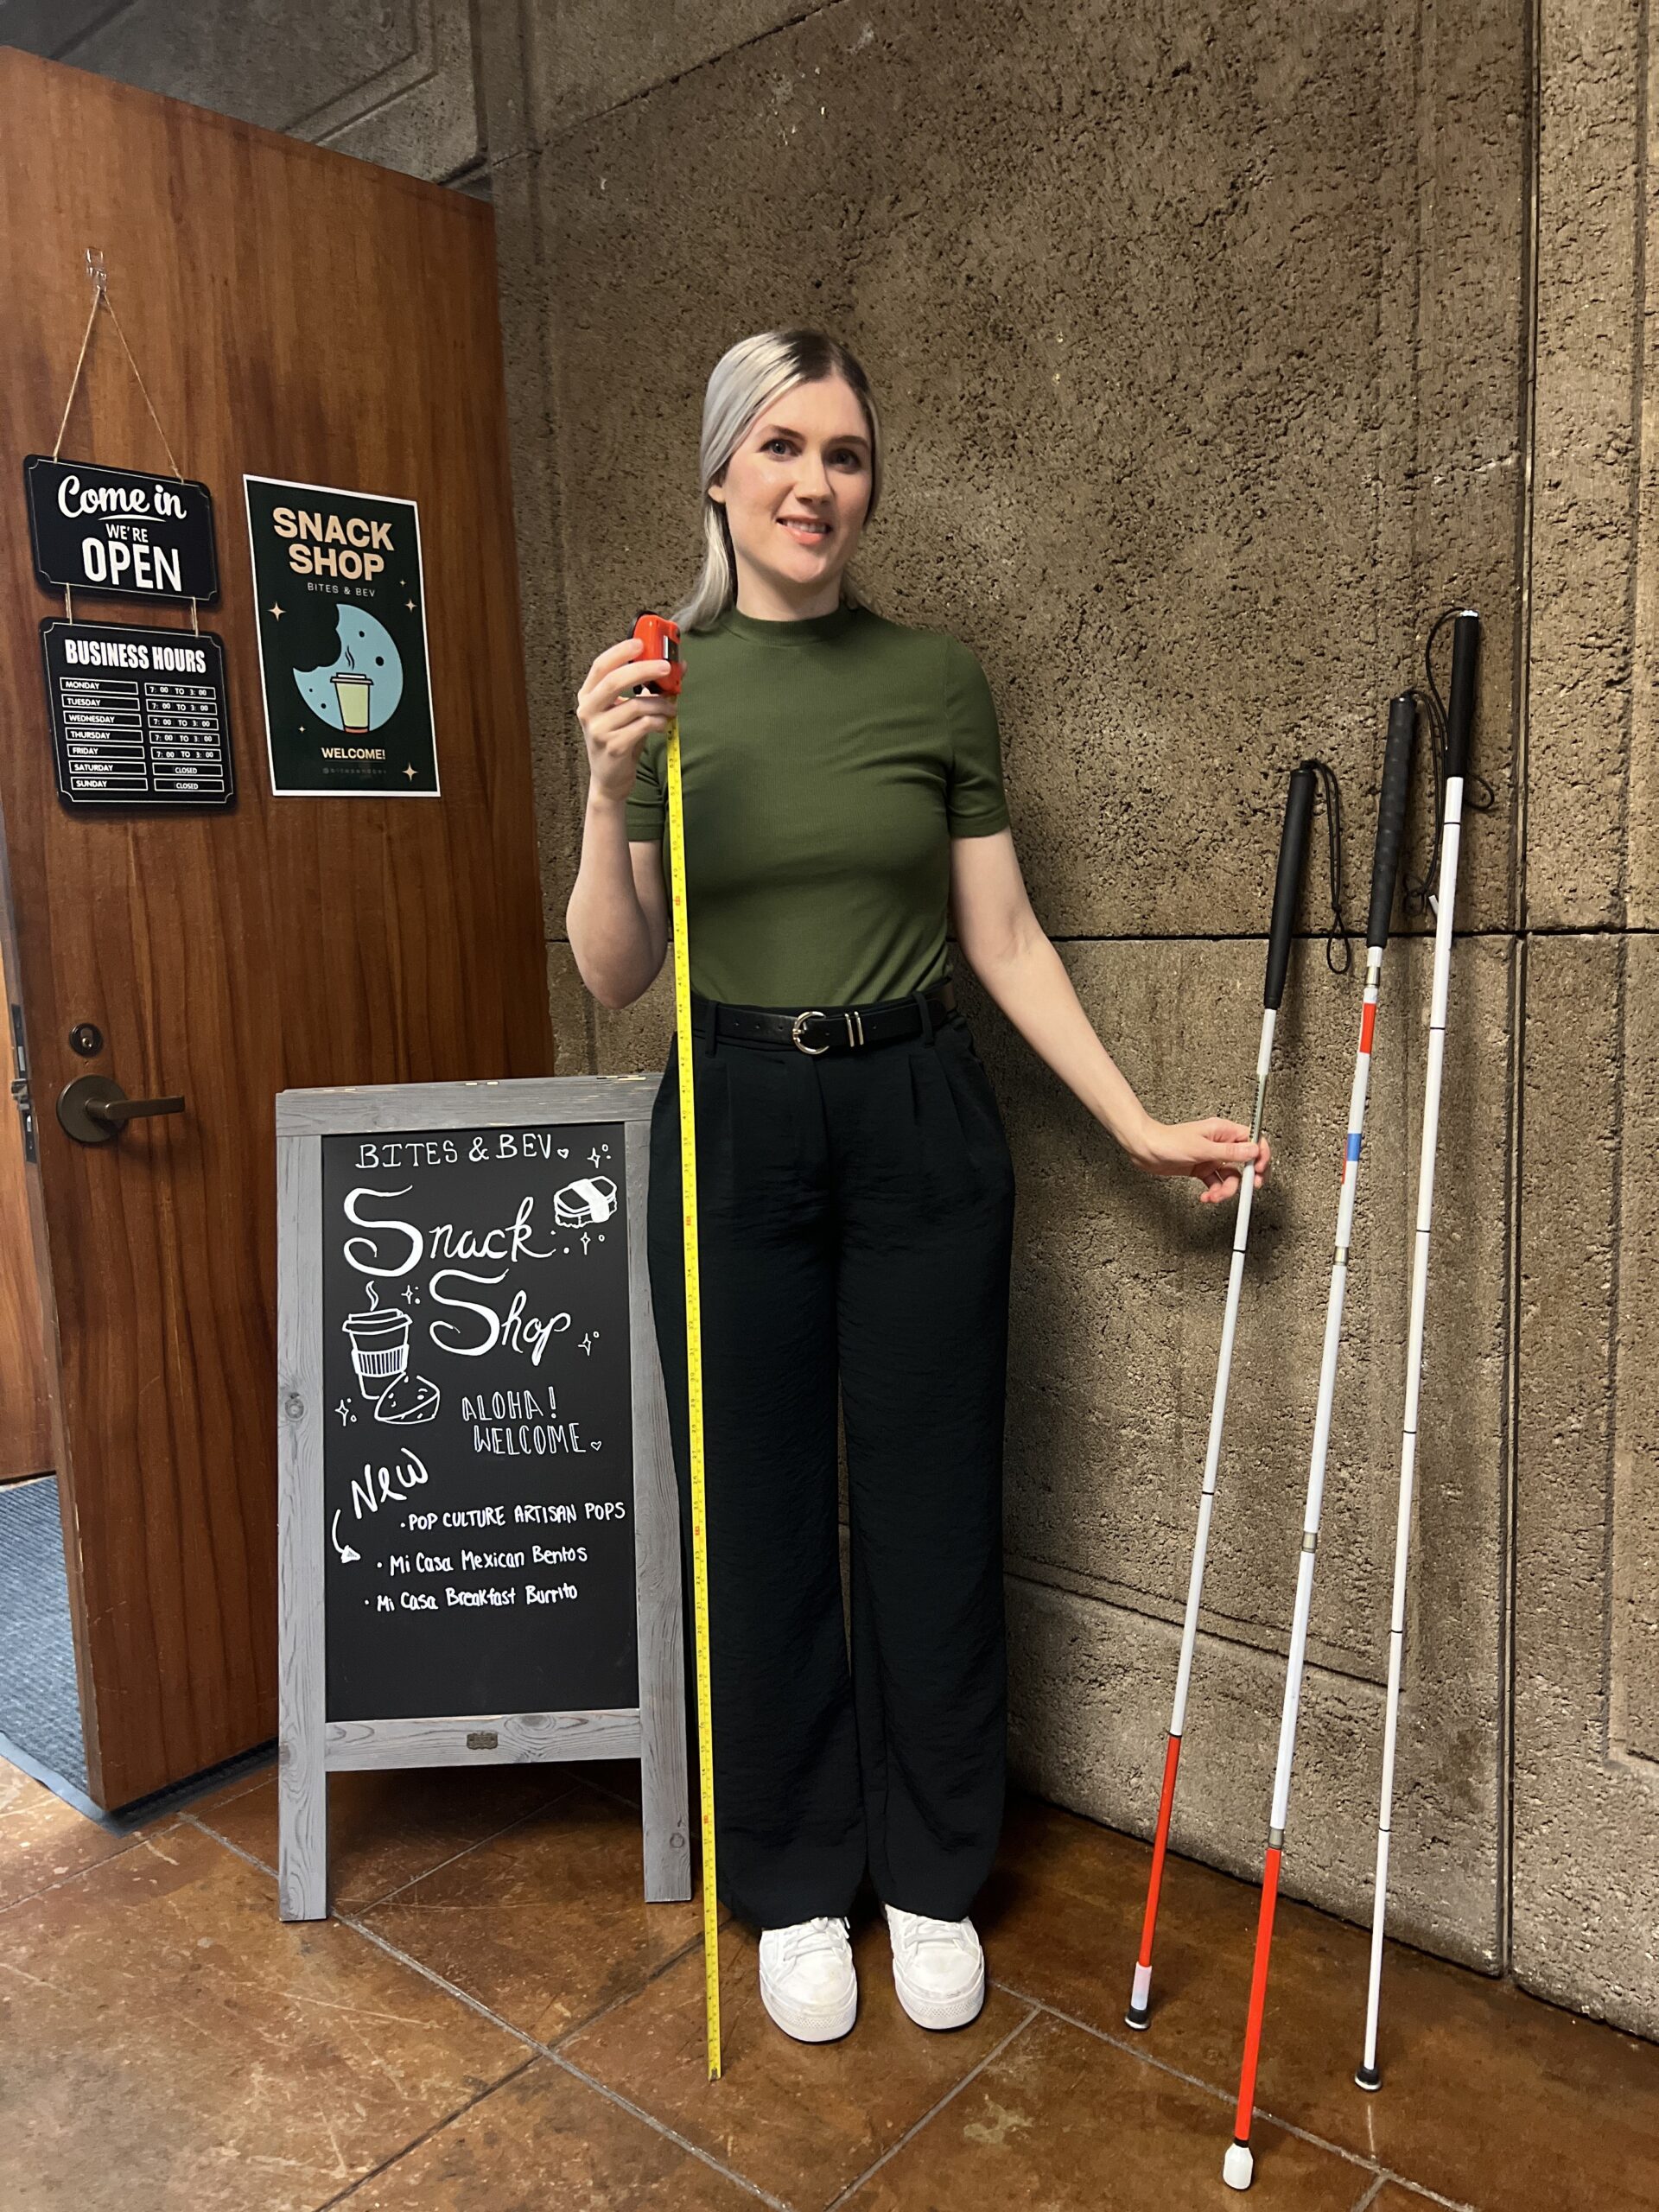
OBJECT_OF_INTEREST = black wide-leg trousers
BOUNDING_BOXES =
[645,995,1017,1931]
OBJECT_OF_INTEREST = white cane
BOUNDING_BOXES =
[1356,609,1481,2091]
[1224,693,1417,2192]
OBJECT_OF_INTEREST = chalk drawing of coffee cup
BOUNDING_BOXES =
[554,1174,618,1227]
[342,1282,410,1401]
[331,670,373,733]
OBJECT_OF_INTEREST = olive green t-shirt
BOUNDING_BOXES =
[625,601,1009,1007]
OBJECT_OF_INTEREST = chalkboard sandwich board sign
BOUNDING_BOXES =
[276,1076,688,1922]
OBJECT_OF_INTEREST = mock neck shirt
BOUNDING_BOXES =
[624,601,1009,1007]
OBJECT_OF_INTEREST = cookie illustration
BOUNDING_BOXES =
[374,1370,440,1425]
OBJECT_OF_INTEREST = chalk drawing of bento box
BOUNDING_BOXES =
[553,1174,617,1227]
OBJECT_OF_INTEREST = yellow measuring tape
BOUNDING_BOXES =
[664,707,721,2080]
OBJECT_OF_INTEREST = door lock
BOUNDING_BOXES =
[57,1075,186,1146]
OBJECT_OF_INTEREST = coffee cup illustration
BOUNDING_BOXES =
[342,1281,410,1400]
[331,670,373,732]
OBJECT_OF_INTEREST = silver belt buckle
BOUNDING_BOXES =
[791,1007,869,1052]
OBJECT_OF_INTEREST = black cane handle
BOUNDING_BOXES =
[1367,695,1417,952]
[1264,766,1315,1012]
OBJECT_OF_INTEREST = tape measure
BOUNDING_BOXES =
[635,612,721,2081]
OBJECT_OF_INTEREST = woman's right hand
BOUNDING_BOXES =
[575,637,677,805]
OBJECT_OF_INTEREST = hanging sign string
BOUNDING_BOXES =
[51,248,200,635]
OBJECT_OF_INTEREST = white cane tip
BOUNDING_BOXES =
[1223,2141,1255,2192]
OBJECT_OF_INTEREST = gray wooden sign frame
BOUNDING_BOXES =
[275,1075,688,1921]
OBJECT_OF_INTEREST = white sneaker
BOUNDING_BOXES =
[883,1904,986,2029]
[757,1915,857,2042]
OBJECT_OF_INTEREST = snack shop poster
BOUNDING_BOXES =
[245,475,439,798]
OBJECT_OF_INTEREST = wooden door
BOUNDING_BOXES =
[0,50,554,1809]
[0,925,53,1484]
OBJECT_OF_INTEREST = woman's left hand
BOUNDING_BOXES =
[1128,1116,1271,1205]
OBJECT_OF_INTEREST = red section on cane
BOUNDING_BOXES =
[1230,1846,1283,2155]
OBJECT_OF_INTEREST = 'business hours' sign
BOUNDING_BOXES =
[245,474,439,798]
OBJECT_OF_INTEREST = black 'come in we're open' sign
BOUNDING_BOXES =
[25,454,219,603]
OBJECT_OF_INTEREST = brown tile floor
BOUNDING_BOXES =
[2,1748,1655,2209]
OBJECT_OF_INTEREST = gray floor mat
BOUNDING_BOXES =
[0,1475,88,1792]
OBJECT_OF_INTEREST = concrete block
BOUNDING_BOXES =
[480,0,813,157]
[1513,933,1659,2037]
[592,962,677,1080]
[489,149,587,944]
[2,3,111,44]
[969,932,1510,1964]
[544,939,593,1075]
[322,2,481,183]
[1006,1576,1497,1963]
[22,0,482,181]
[496,0,1527,938]
[1526,2,1655,929]
[1619,943,1659,1766]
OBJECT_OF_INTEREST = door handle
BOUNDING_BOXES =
[57,1075,186,1146]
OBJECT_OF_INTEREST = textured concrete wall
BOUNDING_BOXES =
[0,0,484,182]
[1510,2,1659,2040]
[991,937,1513,1961]
[479,0,1531,1988]
[1516,940,1659,2037]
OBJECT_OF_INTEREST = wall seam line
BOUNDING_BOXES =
[1500,0,1547,1987]
[51,1,137,63]
[1600,938,1630,1766]
[1625,0,1652,925]
[507,1,846,153]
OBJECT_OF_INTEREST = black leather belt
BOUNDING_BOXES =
[689,978,957,1053]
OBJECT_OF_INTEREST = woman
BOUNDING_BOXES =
[566,327,1268,2046]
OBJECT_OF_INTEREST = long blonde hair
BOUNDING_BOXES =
[672,327,883,633]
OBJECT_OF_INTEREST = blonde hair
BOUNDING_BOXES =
[672,327,883,633]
